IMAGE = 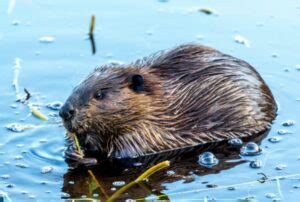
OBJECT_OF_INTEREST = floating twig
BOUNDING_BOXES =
[89,15,96,35]
[29,105,48,121]
[89,15,96,54]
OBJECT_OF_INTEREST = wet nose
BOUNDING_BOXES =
[59,102,75,121]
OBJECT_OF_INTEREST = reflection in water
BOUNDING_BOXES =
[62,132,268,200]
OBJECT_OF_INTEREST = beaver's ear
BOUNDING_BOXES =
[129,74,144,92]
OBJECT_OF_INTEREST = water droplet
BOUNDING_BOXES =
[240,142,262,156]
[282,120,295,127]
[61,193,70,198]
[268,136,282,143]
[110,187,117,191]
[228,138,243,146]
[41,166,54,174]
[277,129,292,135]
[133,162,142,167]
[249,160,263,168]
[112,181,125,187]
[68,181,75,185]
[167,170,175,175]
[39,36,55,43]
[46,101,63,111]
[15,163,28,168]
[275,164,287,170]
[198,152,219,168]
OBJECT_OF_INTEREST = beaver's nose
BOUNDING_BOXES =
[59,102,75,121]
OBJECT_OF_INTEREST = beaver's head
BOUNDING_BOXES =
[59,65,164,156]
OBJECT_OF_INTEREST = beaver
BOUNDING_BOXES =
[59,44,277,165]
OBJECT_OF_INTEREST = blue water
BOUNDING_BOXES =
[1,0,300,201]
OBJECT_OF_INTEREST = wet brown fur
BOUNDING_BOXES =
[63,44,277,159]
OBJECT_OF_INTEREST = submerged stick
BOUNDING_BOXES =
[89,15,96,35]
[107,161,170,201]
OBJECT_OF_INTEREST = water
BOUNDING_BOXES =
[1,0,300,201]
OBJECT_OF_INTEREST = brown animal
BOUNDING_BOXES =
[59,44,277,164]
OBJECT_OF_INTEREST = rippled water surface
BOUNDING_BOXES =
[1,0,300,201]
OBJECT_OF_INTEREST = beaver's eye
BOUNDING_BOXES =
[94,90,105,99]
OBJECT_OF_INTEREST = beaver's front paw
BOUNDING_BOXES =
[64,138,98,166]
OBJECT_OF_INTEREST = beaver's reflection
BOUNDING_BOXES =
[62,132,268,200]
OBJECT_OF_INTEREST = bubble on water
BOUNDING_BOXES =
[227,186,236,191]
[196,34,204,40]
[206,184,218,188]
[234,35,251,47]
[39,36,55,43]
[41,166,54,174]
[167,170,175,175]
[16,144,24,148]
[228,138,243,146]
[28,195,36,199]
[198,152,219,168]
[81,195,87,198]
[93,193,99,197]
[265,192,276,199]
[249,160,263,168]
[10,104,18,108]
[268,136,282,143]
[61,193,70,198]
[5,123,34,132]
[275,164,287,170]
[39,139,47,143]
[240,142,262,156]
[112,181,125,187]
[15,163,29,168]
[46,101,63,111]
[1,174,10,179]
[21,191,28,195]
[282,120,295,127]
[277,129,292,135]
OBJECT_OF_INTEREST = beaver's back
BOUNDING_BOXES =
[140,44,277,143]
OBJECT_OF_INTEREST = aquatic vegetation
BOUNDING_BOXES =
[29,105,48,121]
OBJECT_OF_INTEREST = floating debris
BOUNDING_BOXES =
[39,36,55,43]
[46,101,63,111]
[198,152,219,168]
[198,8,215,15]
[268,136,282,143]
[240,142,262,156]
[277,129,292,135]
[41,166,54,174]
[282,120,295,127]
[275,164,287,170]
[112,181,126,187]
[29,105,48,121]
[228,138,243,146]
[234,35,251,47]
[249,160,263,168]
[5,123,34,132]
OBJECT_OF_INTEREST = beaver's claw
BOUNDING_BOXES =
[64,138,98,166]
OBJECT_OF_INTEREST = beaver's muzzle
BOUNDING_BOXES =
[59,102,75,122]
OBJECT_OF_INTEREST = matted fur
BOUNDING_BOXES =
[62,44,277,159]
